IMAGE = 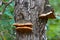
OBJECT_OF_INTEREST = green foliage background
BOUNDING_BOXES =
[0,0,60,40]
[47,0,60,40]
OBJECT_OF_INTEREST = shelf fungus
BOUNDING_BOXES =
[13,23,33,33]
[39,11,56,19]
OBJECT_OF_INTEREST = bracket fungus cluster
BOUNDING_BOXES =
[39,10,56,19]
[13,23,33,33]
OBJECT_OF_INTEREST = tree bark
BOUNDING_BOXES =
[0,0,2,6]
[14,0,49,40]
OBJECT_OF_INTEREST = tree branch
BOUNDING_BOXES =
[2,0,14,14]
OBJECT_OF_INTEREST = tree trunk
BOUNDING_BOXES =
[0,0,2,20]
[0,0,2,6]
[14,0,49,40]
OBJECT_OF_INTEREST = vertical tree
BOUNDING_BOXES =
[0,0,2,20]
[14,0,55,40]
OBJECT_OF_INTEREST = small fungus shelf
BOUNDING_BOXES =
[39,11,56,19]
[13,23,33,33]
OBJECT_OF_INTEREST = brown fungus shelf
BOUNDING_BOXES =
[13,23,33,33]
[39,11,56,19]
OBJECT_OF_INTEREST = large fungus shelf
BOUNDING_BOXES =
[13,23,33,33]
[16,27,32,33]
[13,23,33,27]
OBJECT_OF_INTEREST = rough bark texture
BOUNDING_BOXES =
[14,0,51,40]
